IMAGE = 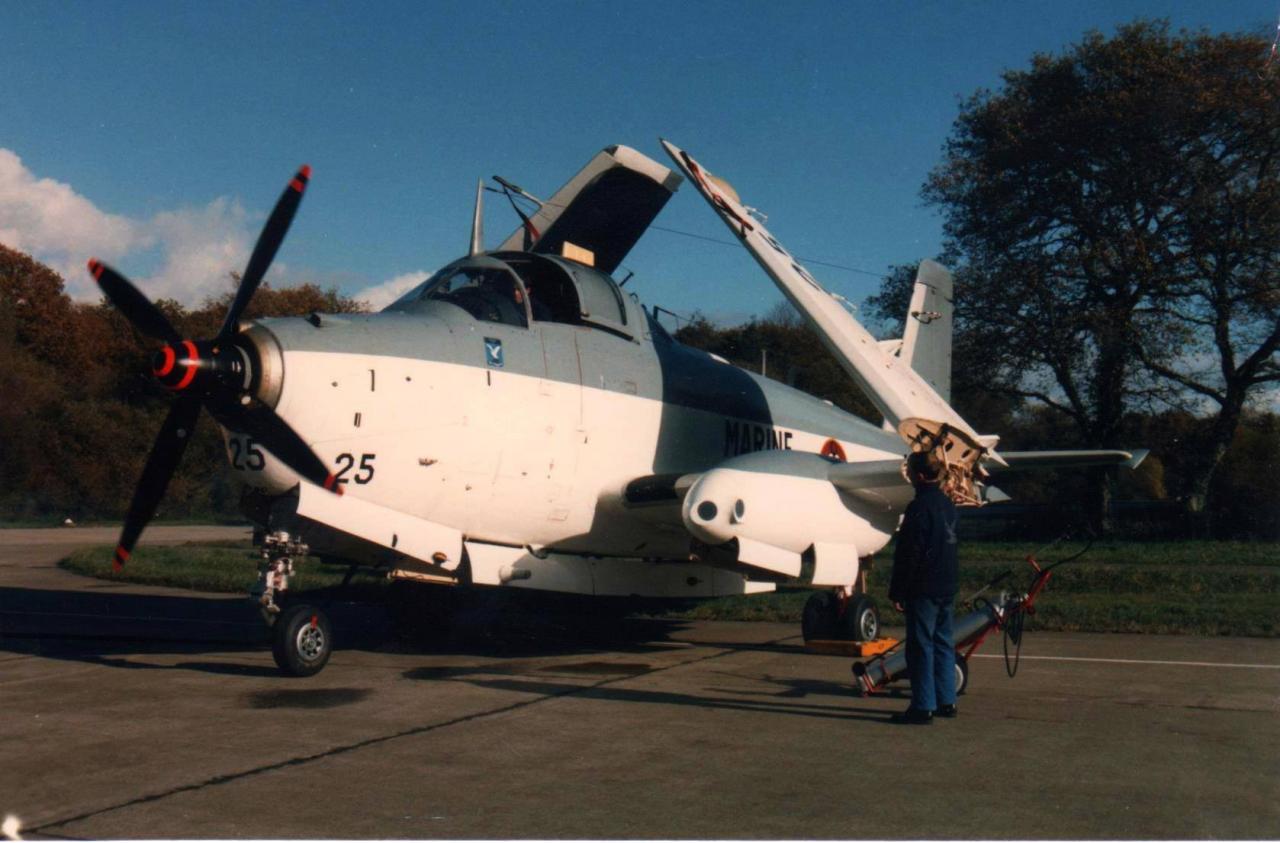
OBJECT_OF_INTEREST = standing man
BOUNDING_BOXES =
[888,451,960,724]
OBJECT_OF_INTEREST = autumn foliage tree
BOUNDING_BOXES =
[0,243,365,521]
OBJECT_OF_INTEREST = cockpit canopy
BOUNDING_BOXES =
[385,251,632,338]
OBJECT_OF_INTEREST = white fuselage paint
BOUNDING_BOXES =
[226,341,907,566]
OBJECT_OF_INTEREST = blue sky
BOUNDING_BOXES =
[2,0,1275,323]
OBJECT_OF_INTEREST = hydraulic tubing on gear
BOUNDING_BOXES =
[851,549,1070,696]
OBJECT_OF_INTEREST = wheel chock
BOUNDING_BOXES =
[805,637,900,657]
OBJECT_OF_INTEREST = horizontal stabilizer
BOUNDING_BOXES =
[980,484,1012,503]
[989,449,1146,474]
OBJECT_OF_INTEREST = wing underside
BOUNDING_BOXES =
[499,145,683,274]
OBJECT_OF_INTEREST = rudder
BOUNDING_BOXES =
[899,259,953,403]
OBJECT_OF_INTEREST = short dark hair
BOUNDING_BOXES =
[907,451,940,482]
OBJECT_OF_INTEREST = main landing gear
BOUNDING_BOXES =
[802,590,881,643]
[254,530,334,676]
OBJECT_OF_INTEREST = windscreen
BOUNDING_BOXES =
[385,262,528,327]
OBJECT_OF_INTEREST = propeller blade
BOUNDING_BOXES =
[88,259,182,344]
[207,396,341,495]
[218,165,311,339]
[113,395,202,571]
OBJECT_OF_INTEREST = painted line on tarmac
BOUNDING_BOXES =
[970,654,1279,670]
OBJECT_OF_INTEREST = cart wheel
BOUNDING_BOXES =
[840,594,880,642]
[801,591,837,642]
[955,655,969,696]
[272,603,332,677]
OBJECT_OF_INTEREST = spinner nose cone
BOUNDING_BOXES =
[150,340,202,391]
[148,338,251,394]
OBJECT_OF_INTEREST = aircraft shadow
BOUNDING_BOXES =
[438,674,894,724]
[0,583,699,673]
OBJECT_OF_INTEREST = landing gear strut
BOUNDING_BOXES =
[253,530,307,620]
[253,530,333,676]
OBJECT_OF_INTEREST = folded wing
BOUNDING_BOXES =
[499,145,683,274]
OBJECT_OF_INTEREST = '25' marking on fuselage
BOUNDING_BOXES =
[229,438,265,471]
[333,453,376,485]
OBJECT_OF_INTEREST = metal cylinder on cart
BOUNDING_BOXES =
[852,593,1011,694]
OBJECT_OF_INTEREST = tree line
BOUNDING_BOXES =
[1,21,1274,539]
[673,307,1278,539]
[676,21,1278,539]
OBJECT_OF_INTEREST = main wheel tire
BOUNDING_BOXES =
[955,655,969,696]
[272,603,333,677]
[840,594,880,642]
[801,591,838,642]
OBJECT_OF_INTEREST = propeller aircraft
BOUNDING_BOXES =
[90,142,1144,675]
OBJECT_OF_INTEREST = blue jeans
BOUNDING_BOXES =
[905,596,956,712]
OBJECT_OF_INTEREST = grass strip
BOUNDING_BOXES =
[60,540,1278,637]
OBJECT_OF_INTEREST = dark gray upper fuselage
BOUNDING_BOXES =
[258,252,902,474]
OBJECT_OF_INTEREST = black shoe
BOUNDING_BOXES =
[937,703,958,718]
[891,707,934,725]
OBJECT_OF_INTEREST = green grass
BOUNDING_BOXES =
[60,542,377,596]
[60,539,1279,636]
[656,539,1279,637]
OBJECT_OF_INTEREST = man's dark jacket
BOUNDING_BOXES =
[889,484,959,602]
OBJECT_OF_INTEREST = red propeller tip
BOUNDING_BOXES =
[288,165,312,194]
[112,545,130,571]
[87,259,104,280]
[323,473,343,495]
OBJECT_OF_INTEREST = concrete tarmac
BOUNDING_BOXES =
[1,527,1277,839]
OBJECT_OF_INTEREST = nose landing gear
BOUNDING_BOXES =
[254,530,334,676]
[272,602,333,676]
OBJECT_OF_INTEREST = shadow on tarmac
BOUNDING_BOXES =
[0,583,712,674]
[439,673,893,723]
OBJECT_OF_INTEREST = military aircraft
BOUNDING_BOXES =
[89,141,1144,676]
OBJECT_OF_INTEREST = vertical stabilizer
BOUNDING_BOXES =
[899,260,953,403]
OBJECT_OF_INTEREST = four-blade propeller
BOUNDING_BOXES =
[90,165,340,572]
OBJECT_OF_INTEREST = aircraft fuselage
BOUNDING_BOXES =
[225,252,908,568]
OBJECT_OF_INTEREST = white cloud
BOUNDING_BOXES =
[0,148,261,305]
[145,198,252,302]
[0,148,146,286]
[354,270,430,310]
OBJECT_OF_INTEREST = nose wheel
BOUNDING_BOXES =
[272,603,333,676]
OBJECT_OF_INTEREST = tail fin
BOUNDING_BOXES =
[900,260,953,402]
